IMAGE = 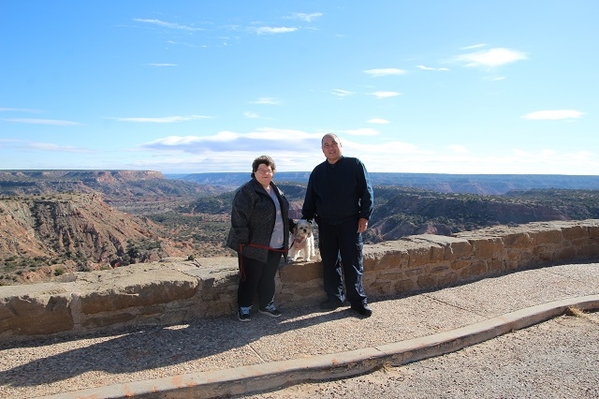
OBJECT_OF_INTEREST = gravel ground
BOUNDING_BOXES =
[1,262,597,399]
[240,312,599,399]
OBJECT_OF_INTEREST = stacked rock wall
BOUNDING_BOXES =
[1,220,598,344]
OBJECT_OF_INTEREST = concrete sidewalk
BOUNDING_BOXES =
[2,262,598,399]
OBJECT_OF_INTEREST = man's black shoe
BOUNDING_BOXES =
[319,298,343,311]
[351,303,372,317]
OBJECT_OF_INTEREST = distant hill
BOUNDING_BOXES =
[0,170,217,214]
[5,170,599,199]
[172,172,599,195]
[168,172,312,191]
[0,170,206,198]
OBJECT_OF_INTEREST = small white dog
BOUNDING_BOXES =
[288,219,316,262]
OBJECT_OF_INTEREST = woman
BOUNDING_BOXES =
[226,155,293,321]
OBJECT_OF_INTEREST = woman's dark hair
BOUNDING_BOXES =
[251,155,276,178]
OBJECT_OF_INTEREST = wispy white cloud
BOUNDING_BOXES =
[363,68,406,77]
[148,63,178,67]
[108,115,210,123]
[29,142,92,153]
[455,47,528,68]
[367,118,389,124]
[286,12,323,22]
[331,89,354,98]
[0,138,19,145]
[133,18,202,32]
[139,129,322,153]
[461,43,487,50]
[447,144,468,153]
[343,128,380,136]
[370,91,401,99]
[2,118,80,126]
[0,139,90,153]
[522,110,583,120]
[343,140,420,160]
[417,65,449,71]
[511,148,595,166]
[244,111,260,119]
[251,97,281,105]
[251,26,297,35]
[0,107,42,113]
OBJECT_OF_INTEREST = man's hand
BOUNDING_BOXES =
[358,218,369,233]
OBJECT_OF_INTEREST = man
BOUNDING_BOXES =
[302,133,374,317]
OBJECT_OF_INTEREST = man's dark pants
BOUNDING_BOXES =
[318,218,368,306]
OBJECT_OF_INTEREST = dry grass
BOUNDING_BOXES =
[566,306,599,325]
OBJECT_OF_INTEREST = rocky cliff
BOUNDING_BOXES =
[0,193,188,283]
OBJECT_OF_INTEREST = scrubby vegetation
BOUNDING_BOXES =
[147,212,232,257]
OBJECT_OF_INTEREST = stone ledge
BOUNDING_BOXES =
[1,220,598,344]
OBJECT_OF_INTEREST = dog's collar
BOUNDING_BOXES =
[293,236,306,249]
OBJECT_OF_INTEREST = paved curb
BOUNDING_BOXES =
[35,295,599,399]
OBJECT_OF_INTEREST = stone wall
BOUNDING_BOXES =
[1,220,598,344]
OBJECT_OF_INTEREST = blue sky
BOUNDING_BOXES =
[1,1,597,175]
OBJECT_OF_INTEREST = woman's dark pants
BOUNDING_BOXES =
[238,250,282,308]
